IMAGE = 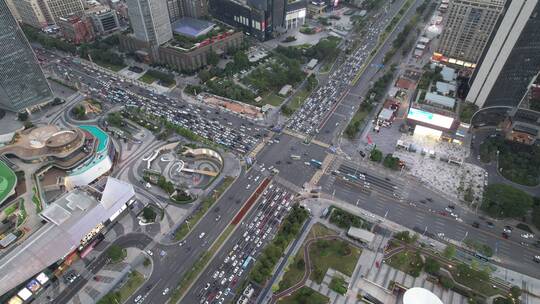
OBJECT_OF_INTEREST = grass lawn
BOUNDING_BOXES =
[278,286,329,304]
[261,92,285,107]
[95,60,125,72]
[0,160,17,204]
[117,271,145,300]
[309,239,361,283]
[278,224,337,292]
[448,265,500,297]
[385,251,424,277]
[139,72,157,84]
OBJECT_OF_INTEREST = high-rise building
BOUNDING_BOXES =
[127,0,173,45]
[5,0,20,20]
[437,0,505,65]
[166,0,207,23]
[0,1,53,113]
[45,0,84,22]
[87,6,120,35]
[12,0,84,27]
[208,0,305,40]
[13,0,51,27]
[466,0,540,108]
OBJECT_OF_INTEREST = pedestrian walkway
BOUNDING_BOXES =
[69,247,151,304]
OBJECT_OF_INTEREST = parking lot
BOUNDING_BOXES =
[183,182,296,304]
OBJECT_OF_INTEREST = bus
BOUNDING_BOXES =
[242,256,255,269]
[310,159,323,169]
[290,154,301,160]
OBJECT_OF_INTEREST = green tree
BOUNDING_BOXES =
[533,199,540,230]
[18,112,28,121]
[439,276,455,289]
[107,245,125,263]
[383,154,400,170]
[481,184,533,218]
[510,286,522,299]
[142,207,156,222]
[443,244,456,259]
[424,257,440,275]
[143,258,151,267]
[370,148,383,162]
[198,69,212,82]
[206,51,219,66]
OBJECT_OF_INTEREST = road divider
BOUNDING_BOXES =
[169,178,272,303]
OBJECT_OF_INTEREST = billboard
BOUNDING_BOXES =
[407,108,454,129]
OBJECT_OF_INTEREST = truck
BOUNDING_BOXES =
[242,256,255,269]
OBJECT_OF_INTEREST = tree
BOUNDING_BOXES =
[17,112,28,121]
[370,148,383,162]
[142,207,156,222]
[424,257,440,275]
[439,276,455,289]
[143,258,151,267]
[481,184,533,218]
[383,154,400,170]
[533,200,540,230]
[198,69,212,82]
[443,244,456,259]
[206,51,219,66]
[107,245,125,263]
[510,286,522,299]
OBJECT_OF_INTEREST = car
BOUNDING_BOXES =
[162,288,170,295]
[216,291,222,298]
[472,222,480,228]
[146,250,153,256]
[486,221,494,228]
[534,255,540,263]
[134,295,142,302]
[521,233,534,239]
[178,240,186,247]
[503,226,512,233]
[215,215,221,221]
[199,232,206,239]
[220,278,227,285]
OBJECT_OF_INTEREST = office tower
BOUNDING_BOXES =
[166,0,184,22]
[13,0,84,27]
[13,0,51,27]
[182,0,207,18]
[87,7,120,34]
[127,0,173,45]
[45,0,84,22]
[166,0,207,22]
[437,0,505,64]
[466,0,540,108]
[0,1,53,112]
[5,0,20,20]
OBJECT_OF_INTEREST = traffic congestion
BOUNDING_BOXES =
[287,11,396,136]
[41,49,264,155]
[189,183,296,304]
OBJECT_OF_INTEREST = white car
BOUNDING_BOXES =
[199,232,206,239]
[134,295,142,302]
[521,233,534,239]
[162,288,170,295]
[204,283,210,290]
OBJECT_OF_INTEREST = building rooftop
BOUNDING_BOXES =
[435,81,456,95]
[425,92,456,109]
[172,17,215,38]
[347,227,375,243]
[0,177,134,296]
[441,66,456,82]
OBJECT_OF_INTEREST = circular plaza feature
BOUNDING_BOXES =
[403,287,443,304]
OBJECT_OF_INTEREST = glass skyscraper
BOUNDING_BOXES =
[0,0,53,113]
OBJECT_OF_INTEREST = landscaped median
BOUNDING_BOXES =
[169,177,271,303]
[174,176,235,241]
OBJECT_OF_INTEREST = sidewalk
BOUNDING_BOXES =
[68,247,151,304]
